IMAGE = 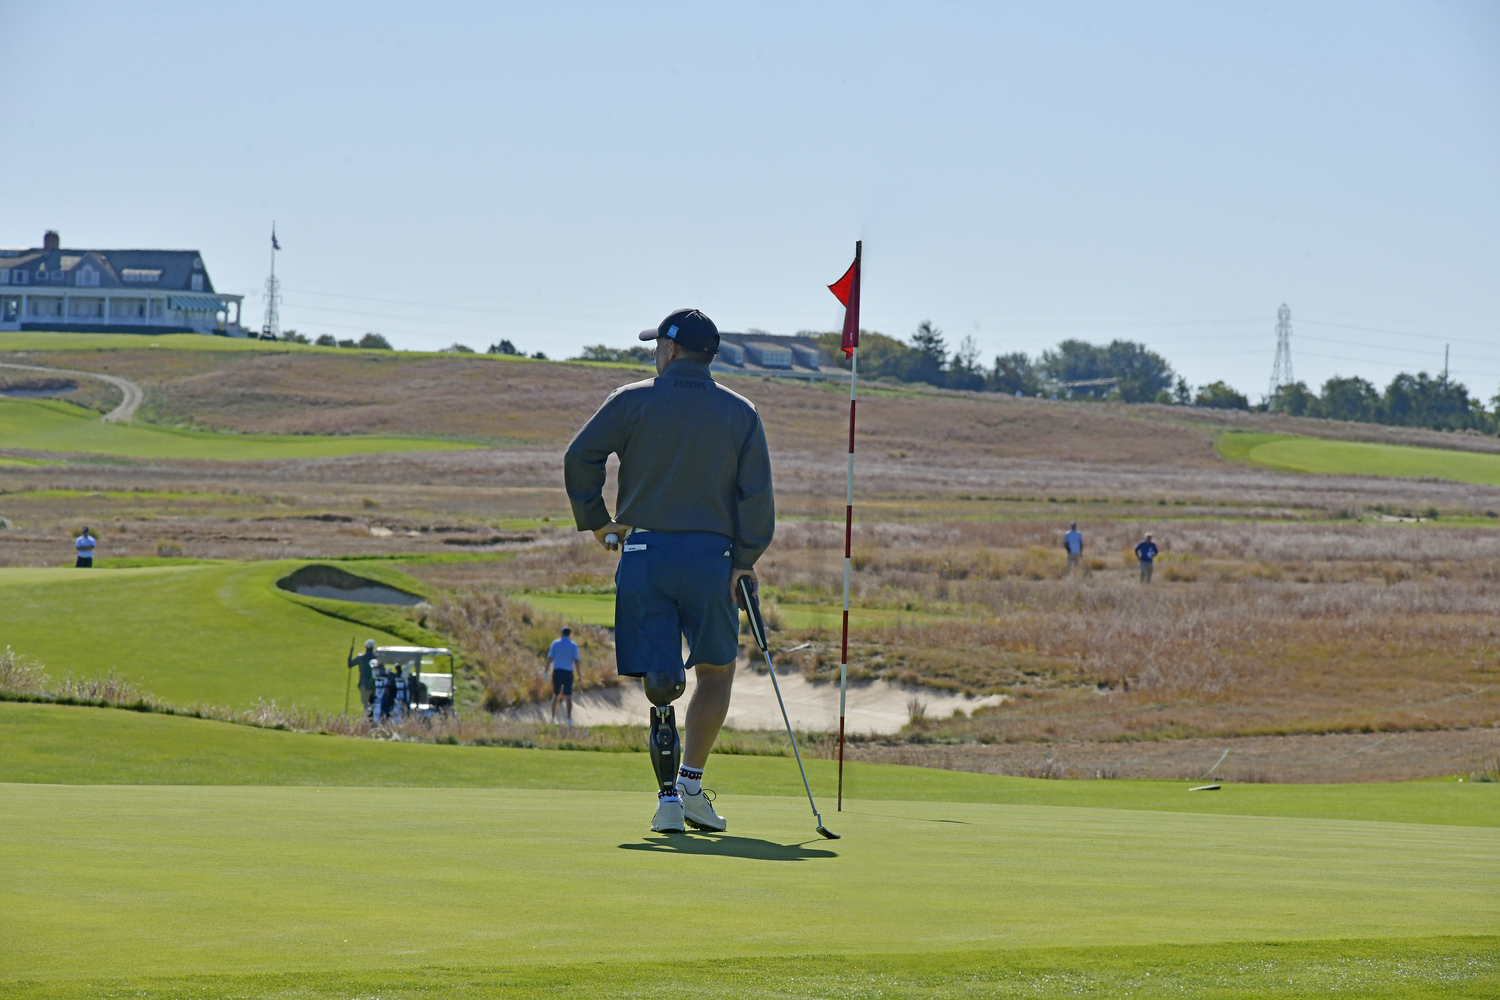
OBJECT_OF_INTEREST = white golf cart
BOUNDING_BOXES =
[375,646,456,714]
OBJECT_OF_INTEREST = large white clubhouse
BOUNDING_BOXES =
[0,231,243,334]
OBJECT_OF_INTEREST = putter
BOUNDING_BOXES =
[738,575,840,840]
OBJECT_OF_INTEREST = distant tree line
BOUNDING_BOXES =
[811,321,1497,434]
[1268,374,1494,433]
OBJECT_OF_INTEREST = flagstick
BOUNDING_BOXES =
[838,342,857,811]
[837,238,861,812]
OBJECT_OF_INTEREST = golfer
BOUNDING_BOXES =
[349,639,379,714]
[547,626,581,725]
[565,308,774,834]
[74,527,96,568]
[1063,521,1083,575]
[1135,533,1158,583]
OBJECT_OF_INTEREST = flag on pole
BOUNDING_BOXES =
[271,228,280,251]
[826,240,861,810]
[827,257,861,357]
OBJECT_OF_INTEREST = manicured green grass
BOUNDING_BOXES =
[0,562,420,710]
[0,397,477,460]
[1218,431,1500,486]
[1,781,1494,989]
[4,703,1496,826]
[3,938,1494,999]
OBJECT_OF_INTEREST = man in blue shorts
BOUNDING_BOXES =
[565,308,774,835]
[547,627,581,725]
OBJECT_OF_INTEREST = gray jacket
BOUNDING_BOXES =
[564,359,775,569]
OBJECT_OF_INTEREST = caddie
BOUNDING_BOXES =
[564,308,774,834]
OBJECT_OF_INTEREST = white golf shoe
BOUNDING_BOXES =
[651,796,686,833]
[678,783,726,832]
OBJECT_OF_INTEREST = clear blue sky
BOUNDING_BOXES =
[4,1,1497,399]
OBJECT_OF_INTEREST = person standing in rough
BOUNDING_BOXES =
[74,527,96,568]
[564,308,774,835]
[1063,521,1083,576]
[1135,533,1159,583]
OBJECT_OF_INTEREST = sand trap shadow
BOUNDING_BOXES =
[619,833,838,861]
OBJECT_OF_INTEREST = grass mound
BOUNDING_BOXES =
[1219,431,1500,486]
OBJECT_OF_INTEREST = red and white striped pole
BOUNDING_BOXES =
[828,240,861,811]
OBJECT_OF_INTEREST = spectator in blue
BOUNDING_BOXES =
[75,527,96,568]
[547,627,582,725]
[1063,521,1083,576]
[1135,533,1158,583]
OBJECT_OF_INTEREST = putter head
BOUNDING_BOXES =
[815,824,840,840]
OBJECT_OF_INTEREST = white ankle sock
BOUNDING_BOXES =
[678,765,703,795]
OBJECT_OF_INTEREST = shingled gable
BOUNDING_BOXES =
[0,232,242,334]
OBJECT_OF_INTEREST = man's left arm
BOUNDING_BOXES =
[564,393,627,534]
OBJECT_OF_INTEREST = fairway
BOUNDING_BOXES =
[1219,431,1500,486]
[0,563,407,709]
[0,397,476,460]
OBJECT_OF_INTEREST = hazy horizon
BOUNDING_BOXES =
[4,1,1497,399]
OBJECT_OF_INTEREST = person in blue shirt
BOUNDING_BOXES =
[1063,521,1083,576]
[75,527,96,568]
[1134,534,1158,583]
[547,627,582,725]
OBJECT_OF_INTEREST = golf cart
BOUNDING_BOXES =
[376,646,456,715]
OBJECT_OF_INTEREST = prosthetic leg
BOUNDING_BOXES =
[644,668,687,832]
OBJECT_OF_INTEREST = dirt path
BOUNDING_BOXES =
[0,362,143,422]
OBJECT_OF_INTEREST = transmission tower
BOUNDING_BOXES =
[261,223,281,341]
[1268,303,1293,400]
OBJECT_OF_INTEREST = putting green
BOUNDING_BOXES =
[1,783,1495,985]
[0,562,411,710]
[1218,431,1500,486]
[0,397,476,460]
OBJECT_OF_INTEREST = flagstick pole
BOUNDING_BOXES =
[837,240,860,812]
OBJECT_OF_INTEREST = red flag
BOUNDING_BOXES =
[827,249,861,358]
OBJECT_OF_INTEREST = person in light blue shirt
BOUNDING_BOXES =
[75,527,96,568]
[547,627,582,725]
[1063,521,1083,576]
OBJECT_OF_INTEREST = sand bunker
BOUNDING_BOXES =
[503,658,1004,735]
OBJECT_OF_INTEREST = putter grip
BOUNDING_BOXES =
[739,575,768,652]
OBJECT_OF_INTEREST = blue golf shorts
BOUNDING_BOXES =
[614,530,738,677]
[551,668,573,696]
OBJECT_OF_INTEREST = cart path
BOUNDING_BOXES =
[0,362,144,422]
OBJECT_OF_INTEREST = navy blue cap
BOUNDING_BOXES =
[638,308,719,355]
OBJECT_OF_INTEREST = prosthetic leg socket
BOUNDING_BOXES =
[644,669,686,795]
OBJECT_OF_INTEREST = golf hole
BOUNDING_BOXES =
[277,564,423,606]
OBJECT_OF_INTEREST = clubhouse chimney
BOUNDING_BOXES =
[43,230,59,251]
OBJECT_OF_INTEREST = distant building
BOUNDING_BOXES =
[0,231,243,335]
[712,332,843,381]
